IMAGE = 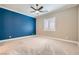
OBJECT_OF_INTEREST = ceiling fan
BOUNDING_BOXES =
[30,4,48,14]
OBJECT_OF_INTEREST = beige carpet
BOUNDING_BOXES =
[0,36,79,55]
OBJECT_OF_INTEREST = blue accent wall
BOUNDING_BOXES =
[0,8,36,40]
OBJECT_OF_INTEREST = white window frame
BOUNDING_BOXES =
[44,17,56,31]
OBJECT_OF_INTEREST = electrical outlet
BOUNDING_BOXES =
[9,36,12,38]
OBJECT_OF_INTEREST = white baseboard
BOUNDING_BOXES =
[55,38,78,44]
[43,36,79,45]
[0,35,36,43]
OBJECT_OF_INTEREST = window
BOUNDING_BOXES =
[44,17,56,31]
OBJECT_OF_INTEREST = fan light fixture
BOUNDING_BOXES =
[30,4,48,14]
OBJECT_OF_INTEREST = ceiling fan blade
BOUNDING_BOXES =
[30,11,35,13]
[31,6,36,10]
[38,6,43,11]
[39,10,48,13]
